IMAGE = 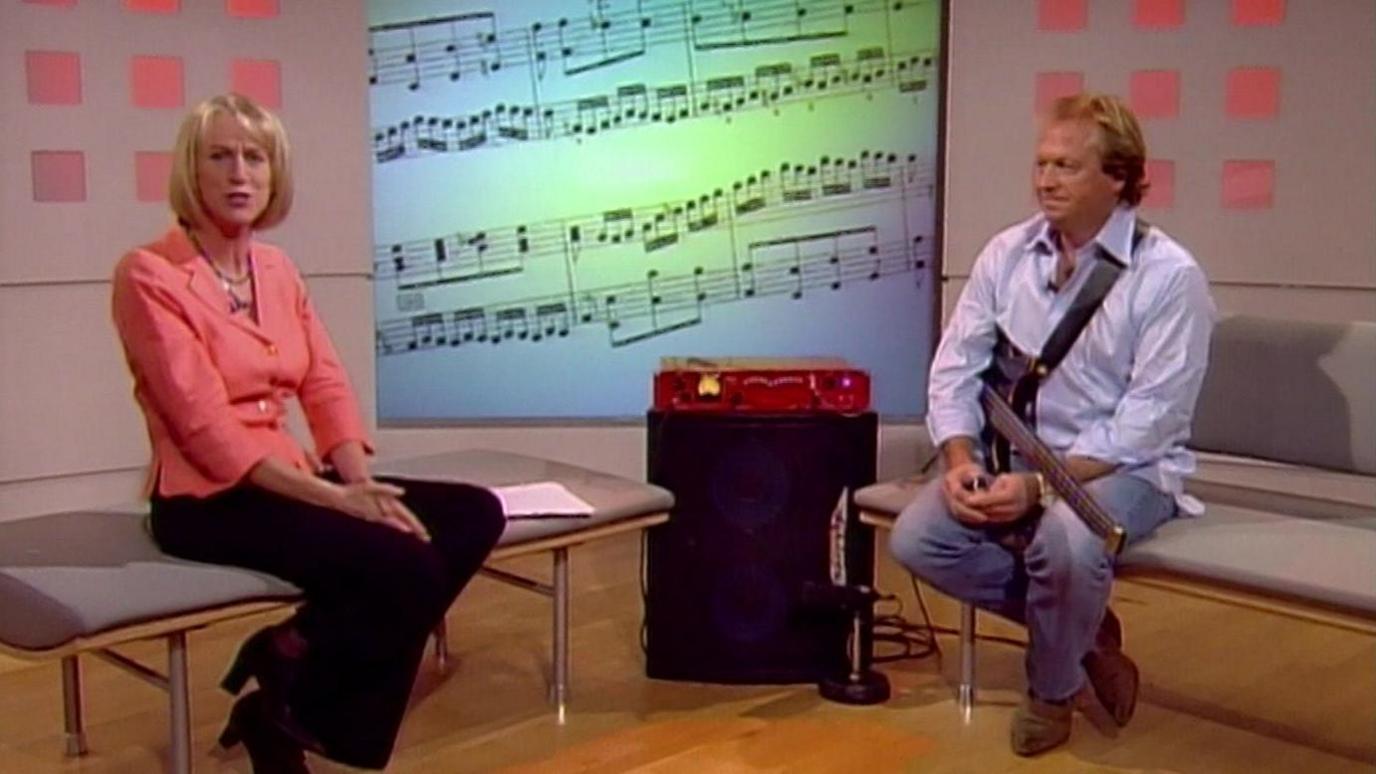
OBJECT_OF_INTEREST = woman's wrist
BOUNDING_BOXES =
[314,477,349,511]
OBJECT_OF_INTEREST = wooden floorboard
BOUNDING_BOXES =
[1,531,1372,773]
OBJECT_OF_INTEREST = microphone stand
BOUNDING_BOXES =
[817,583,890,705]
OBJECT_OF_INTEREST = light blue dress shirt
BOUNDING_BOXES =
[927,205,1216,514]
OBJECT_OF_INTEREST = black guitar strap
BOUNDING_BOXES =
[987,219,1149,473]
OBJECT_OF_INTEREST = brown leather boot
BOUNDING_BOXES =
[1010,696,1074,756]
[1083,607,1139,726]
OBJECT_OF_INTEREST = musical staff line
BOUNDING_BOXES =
[371,46,932,161]
[374,150,932,290]
[375,232,931,354]
[367,0,930,89]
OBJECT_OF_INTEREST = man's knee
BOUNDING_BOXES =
[1026,506,1109,583]
[888,482,957,574]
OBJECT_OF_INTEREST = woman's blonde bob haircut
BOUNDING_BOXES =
[1046,93,1150,207]
[168,93,293,231]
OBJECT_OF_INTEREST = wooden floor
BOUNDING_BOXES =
[1,531,1373,773]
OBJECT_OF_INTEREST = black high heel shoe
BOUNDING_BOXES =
[219,691,310,774]
[222,623,304,699]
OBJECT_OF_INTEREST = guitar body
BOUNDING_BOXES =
[980,330,1040,475]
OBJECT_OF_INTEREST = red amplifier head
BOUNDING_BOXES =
[653,357,870,413]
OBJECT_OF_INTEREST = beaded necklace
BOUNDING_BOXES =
[191,232,255,315]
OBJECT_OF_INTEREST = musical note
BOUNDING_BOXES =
[534,302,572,340]
[703,75,747,115]
[571,95,612,136]
[557,1,647,77]
[410,312,447,349]
[691,0,852,50]
[453,307,488,343]
[494,307,529,341]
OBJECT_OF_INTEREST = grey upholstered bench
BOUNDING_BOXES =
[855,315,1376,712]
[0,449,672,773]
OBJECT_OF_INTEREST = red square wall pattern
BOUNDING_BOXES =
[1226,67,1281,119]
[135,152,174,203]
[1038,0,1087,32]
[227,0,279,18]
[1129,70,1179,119]
[124,0,181,13]
[1142,160,1175,209]
[1134,0,1185,29]
[31,151,87,203]
[131,55,185,109]
[1035,71,1084,114]
[1233,0,1285,26]
[232,59,282,108]
[26,51,82,105]
[1222,160,1275,209]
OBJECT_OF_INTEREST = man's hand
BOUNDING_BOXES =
[964,472,1039,524]
[942,461,996,526]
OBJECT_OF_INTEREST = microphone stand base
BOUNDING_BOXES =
[819,671,890,705]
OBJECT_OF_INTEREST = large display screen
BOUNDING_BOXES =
[368,0,943,420]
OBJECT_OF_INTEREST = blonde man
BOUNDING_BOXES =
[890,93,1215,755]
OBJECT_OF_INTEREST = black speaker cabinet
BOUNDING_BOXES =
[645,410,877,684]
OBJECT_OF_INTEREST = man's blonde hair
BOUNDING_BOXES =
[1047,93,1150,206]
[168,93,293,230]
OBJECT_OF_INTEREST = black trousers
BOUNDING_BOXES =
[150,477,505,769]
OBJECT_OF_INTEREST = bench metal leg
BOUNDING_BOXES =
[551,547,570,723]
[167,632,192,774]
[958,602,976,721]
[61,655,87,757]
[433,619,450,672]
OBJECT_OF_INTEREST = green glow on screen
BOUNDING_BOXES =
[368,0,943,420]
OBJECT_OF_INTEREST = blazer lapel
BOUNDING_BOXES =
[158,226,275,344]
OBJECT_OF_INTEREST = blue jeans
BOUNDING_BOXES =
[889,472,1176,701]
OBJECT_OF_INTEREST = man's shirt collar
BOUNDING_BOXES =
[1029,205,1138,266]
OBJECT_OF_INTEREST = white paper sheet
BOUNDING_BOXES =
[491,481,594,519]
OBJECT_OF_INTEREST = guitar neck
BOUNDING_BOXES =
[979,384,1125,554]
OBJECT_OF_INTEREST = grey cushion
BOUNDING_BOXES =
[1190,316,1376,476]
[0,450,672,652]
[1189,453,1376,525]
[1119,504,1376,618]
[375,449,675,545]
[856,480,1376,618]
[0,510,300,651]
[855,476,931,518]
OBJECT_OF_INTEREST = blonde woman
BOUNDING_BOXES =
[112,93,504,772]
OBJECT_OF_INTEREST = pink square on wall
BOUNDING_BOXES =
[124,0,180,12]
[1035,71,1085,115]
[31,151,87,203]
[1233,0,1285,26]
[1226,67,1280,118]
[1222,160,1275,209]
[26,51,82,105]
[131,55,184,109]
[226,0,278,18]
[1142,160,1175,209]
[135,151,173,203]
[232,59,281,108]
[1038,0,1087,31]
[1129,70,1179,119]
[1134,0,1185,28]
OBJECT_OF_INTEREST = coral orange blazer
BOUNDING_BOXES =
[112,227,371,498]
